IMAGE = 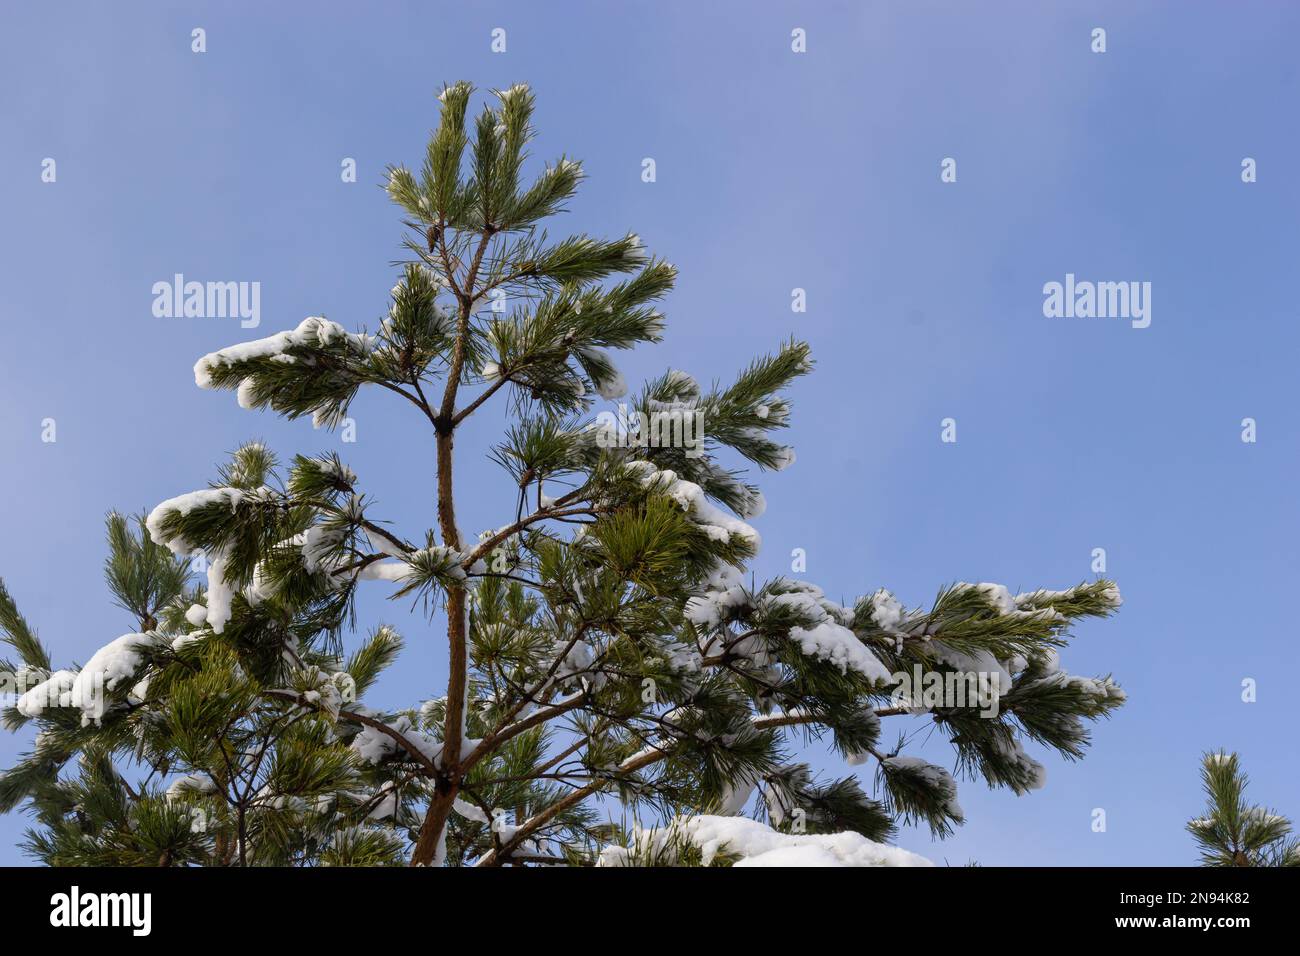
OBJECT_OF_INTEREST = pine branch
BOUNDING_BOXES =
[262,690,439,776]
[478,744,670,866]
[0,579,49,671]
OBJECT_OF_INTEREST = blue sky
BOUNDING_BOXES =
[2,0,1297,866]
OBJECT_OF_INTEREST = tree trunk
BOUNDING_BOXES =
[411,776,459,866]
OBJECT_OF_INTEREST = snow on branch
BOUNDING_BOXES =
[599,815,931,868]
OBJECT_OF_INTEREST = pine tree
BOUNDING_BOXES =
[1187,751,1298,867]
[1,83,1126,867]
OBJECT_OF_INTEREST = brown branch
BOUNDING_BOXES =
[435,217,462,300]
[460,505,600,570]
[262,689,439,776]
[452,374,510,426]
[464,692,588,769]
[356,519,413,556]
[476,700,909,866]
[411,227,496,867]
[477,744,672,867]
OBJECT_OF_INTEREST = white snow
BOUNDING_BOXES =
[770,447,796,471]
[991,737,1048,792]
[204,549,235,633]
[625,233,648,264]
[869,589,908,634]
[171,632,204,652]
[882,756,965,821]
[662,369,700,398]
[955,581,1121,623]
[145,487,274,633]
[316,456,357,486]
[594,367,627,400]
[789,620,891,682]
[714,775,758,816]
[301,523,345,574]
[356,560,412,582]
[453,798,490,824]
[15,670,77,719]
[350,716,432,765]
[734,844,842,867]
[685,574,891,681]
[760,581,890,682]
[193,317,373,389]
[404,545,472,582]
[145,488,245,551]
[19,634,157,725]
[166,774,217,799]
[684,564,750,630]
[1017,583,1123,610]
[371,791,402,821]
[969,582,1018,615]
[624,462,759,547]
[599,815,931,868]
[76,633,155,697]
[365,530,409,559]
[578,346,628,400]
[1024,649,1126,705]
[736,488,766,520]
[347,714,466,769]
[551,639,602,687]
[928,643,1015,703]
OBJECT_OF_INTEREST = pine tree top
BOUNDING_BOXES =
[1,83,1125,867]
[1187,751,1298,867]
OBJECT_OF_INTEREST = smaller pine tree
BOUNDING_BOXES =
[1187,751,1298,867]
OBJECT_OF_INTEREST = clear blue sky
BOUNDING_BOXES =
[2,1,1296,866]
